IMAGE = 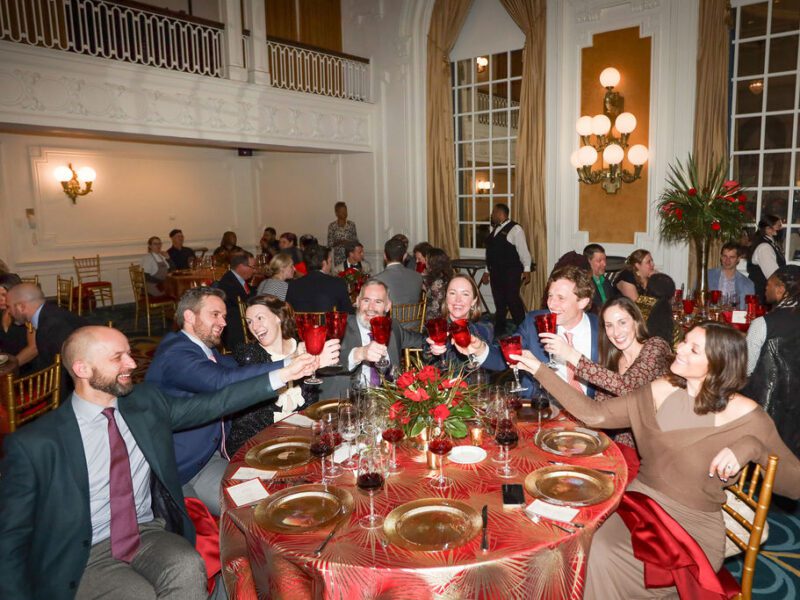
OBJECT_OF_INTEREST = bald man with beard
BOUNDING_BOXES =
[0,325,315,600]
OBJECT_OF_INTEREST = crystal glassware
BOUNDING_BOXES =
[428,419,454,489]
[357,446,385,529]
[380,413,405,474]
[534,312,559,368]
[494,405,519,479]
[338,402,359,470]
[310,420,334,485]
[325,311,348,368]
[499,335,527,393]
[302,324,327,385]
[449,318,479,369]
[369,316,392,371]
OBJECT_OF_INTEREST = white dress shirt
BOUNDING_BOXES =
[141,252,169,277]
[554,313,592,393]
[491,219,532,272]
[347,319,388,385]
[752,239,780,280]
[72,393,154,546]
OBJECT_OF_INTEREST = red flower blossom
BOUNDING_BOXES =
[661,202,674,213]
[430,404,450,421]
[711,221,721,231]
[738,204,747,213]
[416,365,440,384]
[389,401,405,420]
[441,378,468,390]
[737,193,746,203]
[722,180,738,190]
[687,188,697,196]
[674,208,683,220]
[403,387,430,402]
[396,371,416,390]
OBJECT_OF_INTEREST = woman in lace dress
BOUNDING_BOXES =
[422,248,453,320]
[327,202,358,266]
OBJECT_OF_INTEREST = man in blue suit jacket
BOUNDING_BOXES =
[0,326,316,600]
[469,266,599,398]
[707,242,755,309]
[145,287,315,514]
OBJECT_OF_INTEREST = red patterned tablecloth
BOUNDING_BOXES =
[220,413,627,600]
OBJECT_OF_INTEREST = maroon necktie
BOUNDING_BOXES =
[102,407,141,562]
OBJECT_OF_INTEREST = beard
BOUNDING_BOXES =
[89,371,134,397]
[194,322,222,347]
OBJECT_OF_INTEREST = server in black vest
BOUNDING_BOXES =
[747,214,785,304]
[481,203,532,333]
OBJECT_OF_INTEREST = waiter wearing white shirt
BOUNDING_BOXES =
[481,203,532,333]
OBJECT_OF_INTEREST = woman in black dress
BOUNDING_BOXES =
[0,274,36,371]
[615,248,655,301]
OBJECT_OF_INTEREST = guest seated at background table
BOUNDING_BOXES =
[320,279,427,398]
[708,241,754,309]
[422,248,453,321]
[141,236,175,297]
[334,240,372,275]
[212,230,243,266]
[468,266,599,398]
[286,244,354,314]
[217,251,257,351]
[279,232,306,275]
[512,321,800,600]
[256,252,295,301]
[166,228,195,271]
[0,274,36,372]
[375,238,423,305]
[584,243,617,313]
[259,226,280,260]
[428,274,493,367]
[413,241,433,274]
[145,287,319,515]
[299,234,318,250]
[615,248,655,301]
[228,295,340,455]
[644,273,679,347]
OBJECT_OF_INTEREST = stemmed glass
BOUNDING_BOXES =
[449,319,479,370]
[369,316,392,371]
[310,420,335,485]
[499,335,527,393]
[325,311,348,369]
[494,405,519,479]
[426,317,449,363]
[302,324,327,385]
[380,412,405,474]
[428,418,454,489]
[534,312,559,368]
[357,445,385,529]
[531,390,550,441]
[338,403,359,470]
[320,413,343,478]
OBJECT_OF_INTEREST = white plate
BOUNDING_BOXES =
[448,446,487,465]
[0,354,8,366]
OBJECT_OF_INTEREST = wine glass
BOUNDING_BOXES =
[338,403,359,470]
[325,311,348,368]
[708,290,722,307]
[534,312,559,368]
[494,405,519,479]
[369,316,392,371]
[380,412,405,474]
[428,418,454,489]
[499,335,527,393]
[531,390,551,440]
[449,319,479,370]
[302,324,327,385]
[310,420,334,485]
[504,382,523,411]
[357,445,385,529]
[320,413,343,478]
[426,317,449,346]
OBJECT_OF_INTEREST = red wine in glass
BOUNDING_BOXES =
[426,317,449,345]
[534,312,559,368]
[449,319,479,369]
[303,324,327,385]
[310,440,333,458]
[428,438,454,455]
[708,290,722,306]
[494,410,519,478]
[382,428,405,443]
[357,472,385,492]
[499,335,527,393]
[325,311,348,368]
[370,316,392,370]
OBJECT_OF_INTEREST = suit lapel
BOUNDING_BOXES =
[119,397,165,484]
[56,401,91,503]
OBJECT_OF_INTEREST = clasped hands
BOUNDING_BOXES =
[277,339,341,383]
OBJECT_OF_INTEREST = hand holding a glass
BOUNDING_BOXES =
[425,317,449,356]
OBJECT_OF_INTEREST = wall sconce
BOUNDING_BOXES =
[54,163,96,203]
[476,56,488,73]
[570,67,649,194]
[748,79,764,95]
[476,180,494,193]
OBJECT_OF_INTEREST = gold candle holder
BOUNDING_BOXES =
[469,422,484,446]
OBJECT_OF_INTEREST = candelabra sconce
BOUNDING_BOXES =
[54,163,96,203]
[476,180,495,193]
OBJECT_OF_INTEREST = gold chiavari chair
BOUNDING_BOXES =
[391,294,428,333]
[129,264,175,337]
[56,275,74,312]
[4,355,61,433]
[19,275,40,287]
[73,255,114,315]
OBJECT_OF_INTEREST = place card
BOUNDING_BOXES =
[230,466,277,481]
[731,310,748,324]
[281,413,315,427]
[525,499,579,524]
[226,479,269,507]
[333,442,364,464]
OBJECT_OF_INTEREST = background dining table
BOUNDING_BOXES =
[219,404,627,600]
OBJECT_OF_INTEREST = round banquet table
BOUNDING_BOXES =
[163,268,226,299]
[219,410,627,600]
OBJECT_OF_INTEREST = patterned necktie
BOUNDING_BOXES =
[563,332,584,392]
[101,408,140,562]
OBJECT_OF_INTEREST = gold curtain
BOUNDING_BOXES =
[426,0,473,258]
[688,0,731,287]
[498,0,547,309]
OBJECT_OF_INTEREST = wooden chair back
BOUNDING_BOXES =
[128,264,174,336]
[403,348,423,371]
[4,355,61,433]
[392,296,427,333]
[237,297,251,342]
[19,275,40,286]
[73,255,114,314]
[73,255,103,283]
[56,275,74,312]
[723,454,779,600]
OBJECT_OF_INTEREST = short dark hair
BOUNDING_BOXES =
[264,227,276,235]
[583,243,606,260]
[304,244,331,271]
[720,241,740,255]
[413,242,433,258]
[494,203,510,217]
[546,266,594,303]
[175,287,226,327]
[168,229,182,238]
[0,273,22,291]
[344,240,363,257]
[334,201,347,211]
[280,232,298,246]
[230,251,254,270]
[384,238,406,263]
[299,234,318,248]
[772,265,800,304]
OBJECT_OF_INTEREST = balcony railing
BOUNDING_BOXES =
[267,37,371,102]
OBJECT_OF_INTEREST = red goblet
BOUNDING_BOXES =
[534,312,558,368]
[449,319,479,369]
[426,317,449,345]
[325,311,348,368]
[745,294,758,306]
[370,316,392,371]
[499,335,527,393]
[295,314,313,339]
[302,324,327,385]
[709,290,722,306]
[682,299,695,316]
[674,289,684,301]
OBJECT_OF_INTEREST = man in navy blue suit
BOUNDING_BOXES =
[145,287,337,514]
[463,266,599,398]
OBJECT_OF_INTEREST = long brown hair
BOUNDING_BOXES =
[246,294,298,340]
[599,297,650,371]
[440,274,482,322]
[667,321,747,415]
[623,248,652,290]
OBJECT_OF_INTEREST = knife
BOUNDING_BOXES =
[314,511,345,556]
[480,504,489,552]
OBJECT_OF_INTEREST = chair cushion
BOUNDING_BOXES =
[723,490,769,558]
[81,281,112,288]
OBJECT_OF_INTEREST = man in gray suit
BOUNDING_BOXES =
[374,238,423,305]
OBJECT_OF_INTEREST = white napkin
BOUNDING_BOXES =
[276,386,305,413]
[281,413,315,428]
[731,310,748,324]
[226,479,270,507]
[525,499,579,524]
[230,466,276,481]
[333,442,364,464]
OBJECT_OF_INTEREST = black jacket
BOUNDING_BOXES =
[285,271,354,314]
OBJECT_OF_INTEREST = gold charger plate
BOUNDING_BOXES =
[524,466,615,507]
[304,399,341,420]
[536,427,609,457]
[254,484,353,533]
[245,436,312,471]
[383,498,482,551]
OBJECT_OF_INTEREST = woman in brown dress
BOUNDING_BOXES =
[512,321,800,599]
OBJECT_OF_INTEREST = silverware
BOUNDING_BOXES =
[529,512,576,534]
[546,460,616,477]
[313,510,346,556]
[480,504,489,551]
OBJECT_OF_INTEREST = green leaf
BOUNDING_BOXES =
[408,417,426,438]
[449,402,475,418]
[445,419,468,439]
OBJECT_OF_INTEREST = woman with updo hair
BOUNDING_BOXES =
[615,249,655,301]
[255,253,295,301]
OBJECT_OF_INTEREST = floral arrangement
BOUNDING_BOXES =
[656,154,748,243]
[338,267,369,296]
[372,362,480,439]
